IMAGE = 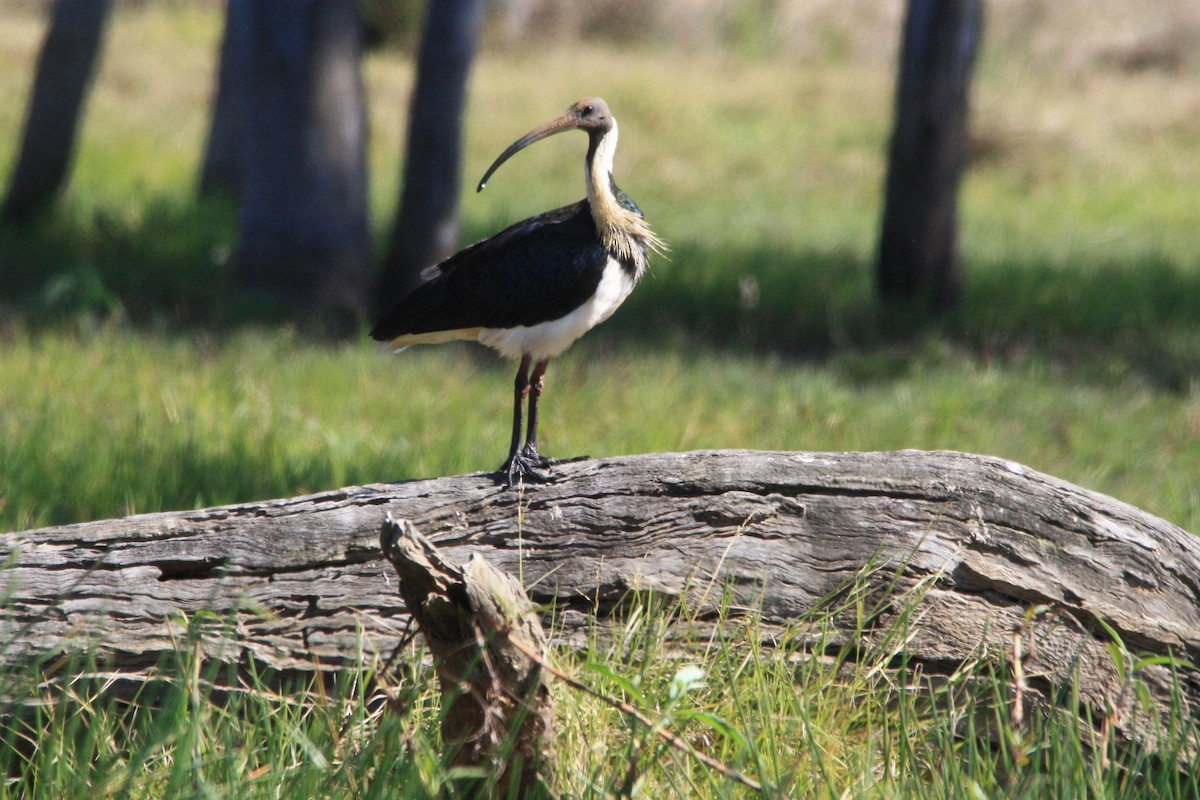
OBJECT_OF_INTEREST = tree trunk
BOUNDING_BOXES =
[1,0,113,227]
[374,0,486,314]
[198,0,251,199]
[4,450,1198,755]
[876,0,982,311]
[233,0,370,320]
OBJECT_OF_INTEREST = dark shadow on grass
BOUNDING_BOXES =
[3,204,1197,391]
[955,254,1200,391]
[0,195,239,328]
[605,238,1200,392]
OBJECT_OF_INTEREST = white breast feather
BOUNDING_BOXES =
[477,257,635,360]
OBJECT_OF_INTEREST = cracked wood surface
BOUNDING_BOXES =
[3,449,1199,750]
[380,515,554,795]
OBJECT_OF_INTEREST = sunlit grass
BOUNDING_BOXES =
[3,580,1196,798]
[3,324,1198,533]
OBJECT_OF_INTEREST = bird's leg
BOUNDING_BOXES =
[499,358,587,487]
[501,355,532,483]
[500,359,560,486]
[522,359,552,462]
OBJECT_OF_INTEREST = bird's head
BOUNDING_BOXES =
[477,97,613,192]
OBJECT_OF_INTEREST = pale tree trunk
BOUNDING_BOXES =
[1,0,113,226]
[234,0,370,320]
[374,0,486,314]
[3,450,1198,757]
[877,0,983,311]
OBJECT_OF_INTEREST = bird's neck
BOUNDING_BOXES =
[585,121,665,272]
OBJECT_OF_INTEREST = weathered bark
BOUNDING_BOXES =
[375,0,486,313]
[1,0,113,226]
[877,0,982,311]
[3,450,1198,754]
[381,515,554,798]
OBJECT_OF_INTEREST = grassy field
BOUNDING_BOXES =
[2,2,1199,796]
[4,584,1197,799]
[1,5,1198,533]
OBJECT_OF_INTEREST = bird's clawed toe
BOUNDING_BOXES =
[498,449,592,488]
[499,446,560,487]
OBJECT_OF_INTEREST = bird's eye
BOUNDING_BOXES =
[582,105,594,116]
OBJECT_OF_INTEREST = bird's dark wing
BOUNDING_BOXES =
[371,201,610,340]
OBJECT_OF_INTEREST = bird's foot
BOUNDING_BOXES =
[500,446,558,488]
[499,448,590,488]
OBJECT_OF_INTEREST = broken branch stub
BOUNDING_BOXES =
[379,514,554,798]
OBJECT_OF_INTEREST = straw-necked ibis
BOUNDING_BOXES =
[371,97,665,486]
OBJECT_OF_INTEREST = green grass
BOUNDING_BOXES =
[3,581,1196,798]
[2,2,1200,795]
[4,326,1199,532]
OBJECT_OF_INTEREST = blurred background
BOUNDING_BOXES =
[1,0,1198,534]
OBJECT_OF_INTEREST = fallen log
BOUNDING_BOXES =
[3,450,1198,753]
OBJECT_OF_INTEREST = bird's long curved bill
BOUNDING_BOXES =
[476,112,578,192]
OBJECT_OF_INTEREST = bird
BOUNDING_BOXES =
[371,97,666,487]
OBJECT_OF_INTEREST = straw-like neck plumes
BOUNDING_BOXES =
[584,119,667,275]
